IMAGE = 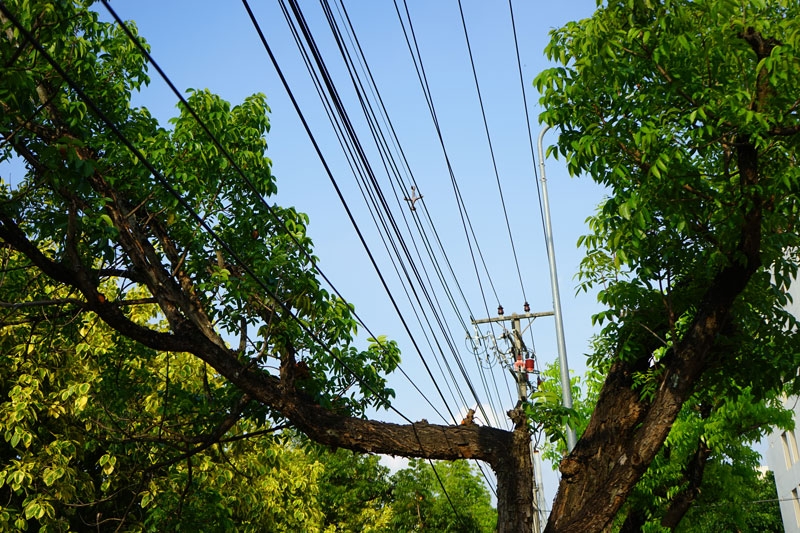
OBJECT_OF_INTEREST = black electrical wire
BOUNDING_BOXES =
[0,2,426,439]
[393,0,518,412]
[276,1,482,433]
[322,0,490,391]
[392,0,508,369]
[272,0,466,421]
[393,0,502,312]
[321,0,511,432]
[507,0,555,358]
[456,0,528,305]
[97,0,453,425]
[328,0,485,364]
[276,0,499,429]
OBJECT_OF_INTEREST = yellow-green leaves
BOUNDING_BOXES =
[98,454,116,476]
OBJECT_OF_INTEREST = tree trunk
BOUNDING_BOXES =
[496,407,535,532]
[544,295,738,532]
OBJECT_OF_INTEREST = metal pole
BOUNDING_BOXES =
[537,125,577,452]
[533,449,548,527]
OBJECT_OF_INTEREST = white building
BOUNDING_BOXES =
[765,282,800,532]
[766,399,800,533]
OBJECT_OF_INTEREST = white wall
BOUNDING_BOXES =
[765,278,800,532]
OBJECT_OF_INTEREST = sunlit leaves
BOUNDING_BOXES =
[538,0,800,390]
[534,361,602,461]
[1,0,400,426]
[0,0,414,528]
[389,458,497,532]
[0,254,328,530]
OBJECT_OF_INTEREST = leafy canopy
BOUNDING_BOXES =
[0,0,399,417]
[536,0,800,399]
[0,0,411,530]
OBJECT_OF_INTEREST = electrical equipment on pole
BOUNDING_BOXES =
[470,307,553,533]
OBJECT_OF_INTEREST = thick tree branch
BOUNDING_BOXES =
[0,182,519,465]
[0,211,187,353]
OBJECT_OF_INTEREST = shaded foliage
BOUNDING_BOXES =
[389,458,497,533]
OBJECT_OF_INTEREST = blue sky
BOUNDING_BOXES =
[105,0,604,507]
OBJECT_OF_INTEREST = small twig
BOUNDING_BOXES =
[638,322,669,347]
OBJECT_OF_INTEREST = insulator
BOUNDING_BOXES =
[523,301,530,313]
[497,305,504,316]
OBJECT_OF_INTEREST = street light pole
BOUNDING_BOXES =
[537,125,577,452]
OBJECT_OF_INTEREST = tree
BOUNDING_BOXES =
[309,447,394,532]
[616,387,789,532]
[677,469,783,533]
[0,1,528,530]
[0,246,494,531]
[0,250,335,531]
[535,0,800,530]
[389,459,497,532]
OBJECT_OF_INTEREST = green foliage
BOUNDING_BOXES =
[0,0,411,528]
[618,386,790,531]
[0,247,425,531]
[536,4,800,524]
[536,0,800,392]
[537,357,790,530]
[0,250,330,531]
[0,0,398,424]
[310,447,394,532]
[388,459,497,533]
[532,361,603,463]
[676,469,783,533]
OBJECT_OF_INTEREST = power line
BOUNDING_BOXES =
[456,0,528,305]
[506,0,553,356]
[257,0,462,423]
[393,0,521,418]
[320,0,516,428]
[1,1,425,440]
[393,0,502,312]
[96,0,452,426]
[272,0,503,429]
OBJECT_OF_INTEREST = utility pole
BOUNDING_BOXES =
[471,308,553,533]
